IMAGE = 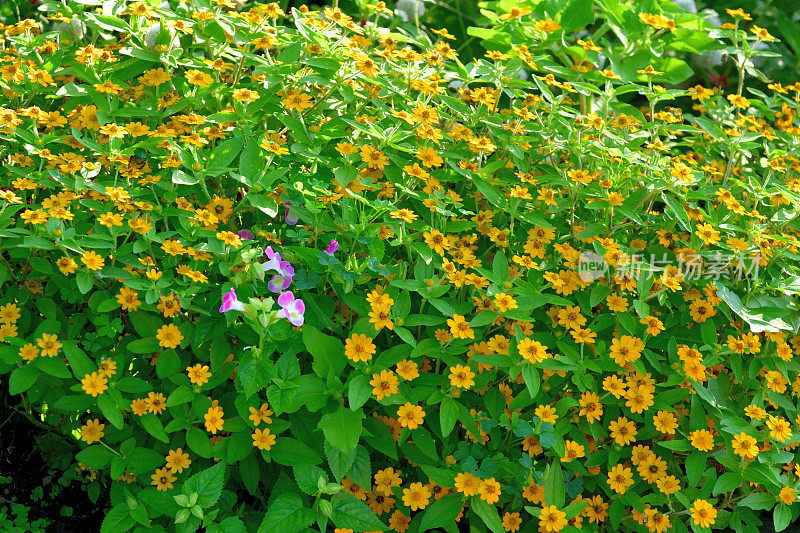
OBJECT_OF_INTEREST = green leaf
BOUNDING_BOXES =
[363,417,397,460]
[560,0,594,32]
[419,493,463,531]
[186,427,213,458]
[141,414,169,443]
[257,493,314,533]
[713,472,742,495]
[739,492,776,511]
[207,517,247,533]
[345,446,371,490]
[294,464,326,495]
[100,504,135,533]
[127,337,161,354]
[686,451,706,487]
[522,365,540,400]
[77,271,93,294]
[716,285,794,333]
[156,350,181,378]
[62,342,95,379]
[440,397,458,437]
[271,437,322,466]
[544,461,565,508]
[774,504,792,532]
[184,461,226,507]
[319,405,364,457]
[348,374,371,411]
[36,357,71,378]
[98,394,123,429]
[126,447,164,475]
[330,492,387,532]
[661,192,691,232]
[326,441,356,482]
[9,364,38,395]
[166,386,194,407]
[207,135,245,171]
[304,326,347,378]
[76,445,115,470]
[470,496,504,533]
[226,431,253,464]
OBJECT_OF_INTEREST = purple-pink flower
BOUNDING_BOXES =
[237,229,254,241]
[262,247,294,293]
[284,201,299,225]
[219,288,245,313]
[324,239,339,256]
[275,291,305,326]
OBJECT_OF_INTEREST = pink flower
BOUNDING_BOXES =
[324,239,339,255]
[219,288,245,313]
[275,291,305,326]
[284,201,299,225]
[237,229,254,240]
[262,247,294,293]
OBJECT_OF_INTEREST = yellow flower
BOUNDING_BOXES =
[609,416,637,446]
[81,250,105,270]
[185,69,213,87]
[151,467,176,491]
[80,419,105,444]
[767,415,792,443]
[518,338,550,363]
[252,428,276,450]
[578,391,603,424]
[454,472,480,496]
[689,429,714,452]
[652,411,678,434]
[478,478,502,505]
[116,287,141,311]
[539,505,567,532]
[204,405,224,434]
[395,359,419,380]
[402,482,430,511]
[493,293,517,312]
[607,464,633,494]
[396,402,425,429]
[690,499,717,528]
[165,448,191,473]
[447,314,474,339]
[37,333,62,357]
[186,364,211,386]
[81,372,108,397]
[534,405,558,424]
[0,302,20,324]
[561,440,585,463]
[249,403,273,426]
[344,333,376,363]
[156,323,184,349]
[370,370,399,400]
[448,364,475,389]
[780,486,796,505]
[731,432,759,459]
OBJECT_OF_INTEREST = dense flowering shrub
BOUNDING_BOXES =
[2,0,800,532]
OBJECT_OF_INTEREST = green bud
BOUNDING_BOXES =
[173,494,190,507]
[188,492,199,506]
[318,499,332,517]
[191,504,204,520]
[323,482,342,495]
[175,509,190,524]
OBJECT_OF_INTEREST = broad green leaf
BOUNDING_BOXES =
[257,493,314,533]
[319,405,364,457]
[330,492,387,532]
[184,461,226,507]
